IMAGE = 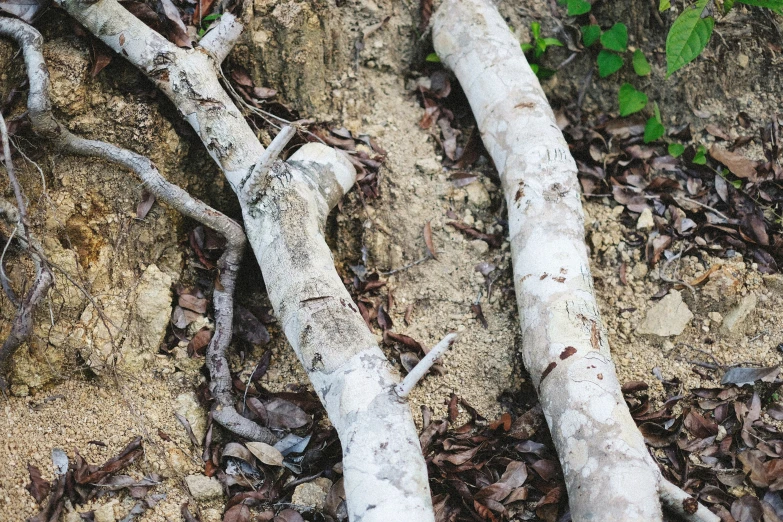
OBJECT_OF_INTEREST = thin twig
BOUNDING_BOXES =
[380,255,432,276]
[673,196,731,222]
[395,333,457,398]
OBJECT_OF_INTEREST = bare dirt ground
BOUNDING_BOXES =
[1,0,782,520]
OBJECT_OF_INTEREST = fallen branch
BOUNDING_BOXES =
[0,18,274,444]
[46,2,436,519]
[433,1,717,520]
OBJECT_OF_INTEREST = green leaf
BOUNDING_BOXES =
[521,42,534,52]
[668,143,685,157]
[531,22,541,39]
[530,63,540,75]
[653,102,662,123]
[666,0,714,76]
[632,49,651,76]
[659,0,671,10]
[567,0,592,15]
[542,38,564,47]
[731,179,742,188]
[597,50,624,77]
[537,67,557,79]
[600,23,628,52]
[736,0,783,7]
[618,83,648,116]
[202,13,221,22]
[582,25,601,46]
[724,0,736,13]
[644,117,666,143]
[693,145,707,164]
[425,53,441,63]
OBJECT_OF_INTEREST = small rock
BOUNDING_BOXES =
[763,273,783,294]
[636,208,654,231]
[707,311,723,325]
[10,384,29,397]
[465,182,491,209]
[701,266,742,312]
[185,475,223,500]
[173,392,207,443]
[166,446,192,474]
[64,512,82,522]
[720,293,757,334]
[469,239,489,254]
[93,500,118,522]
[637,290,694,337]
[737,54,749,68]
[415,158,441,176]
[631,263,648,280]
[291,477,333,510]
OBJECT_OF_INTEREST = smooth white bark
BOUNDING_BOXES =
[433,1,717,520]
[199,12,243,64]
[53,2,435,519]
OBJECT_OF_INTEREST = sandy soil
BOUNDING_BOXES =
[1,0,782,520]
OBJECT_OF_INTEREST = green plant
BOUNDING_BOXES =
[197,13,222,37]
[632,49,651,76]
[567,0,592,16]
[693,145,708,164]
[664,0,783,76]
[521,22,563,59]
[644,103,666,142]
[668,143,685,157]
[425,53,441,63]
[521,22,563,78]
[618,83,648,116]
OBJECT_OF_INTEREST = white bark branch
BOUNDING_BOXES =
[660,480,720,522]
[53,2,436,519]
[198,12,243,64]
[395,333,457,399]
[433,1,715,520]
[242,125,296,195]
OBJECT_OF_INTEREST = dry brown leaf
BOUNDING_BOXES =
[710,145,759,181]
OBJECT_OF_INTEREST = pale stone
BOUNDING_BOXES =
[465,182,491,209]
[185,475,224,500]
[469,239,489,254]
[636,208,654,231]
[708,311,723,325]
[631,263,648,279]
[77,264,173,374]
[166,446,192,475]
[637,291,693,337]
[737,54,749,68]
[291,477,333,509]
[173,391,207,443]
[720,293,757,334]
[93,500,118,522]
[415,158,441,175]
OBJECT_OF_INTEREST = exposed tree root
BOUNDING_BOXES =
[0,110,54,393]
[0,18,275,444]
[17,3,437,519]
[433,1,718,520]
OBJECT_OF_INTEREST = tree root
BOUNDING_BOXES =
[433,1,719,520]
[0,110,54,393]
[55,2,437,518]
[0,18,275,444]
